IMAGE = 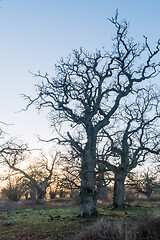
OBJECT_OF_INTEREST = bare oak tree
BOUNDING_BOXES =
[24,153,57,203]
[1,175,27,202]
[23,13,160,216]
[127,169,158,199]
[99,86,160,208]
[1,149,57,203]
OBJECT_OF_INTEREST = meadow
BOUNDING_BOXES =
[0,199,160,240]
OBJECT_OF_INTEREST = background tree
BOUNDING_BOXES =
[48,174,59,200]
[99,86,160,208]
[59,150,81,191]
[96,162,112,200]
[1,175,27,202]
[24,13,160,216]
[127,169,159,199]
[1,150,58,203]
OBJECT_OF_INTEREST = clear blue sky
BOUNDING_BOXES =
[0,0,160,151]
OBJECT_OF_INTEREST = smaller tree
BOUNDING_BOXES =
[26,154,57,203]
[96,162,112,200]
[1,149,58,203]
[49,188,57,199]
[1,175,27,202]
[48,174,59,199]
[99,86,160,208]
[127,169,158,199]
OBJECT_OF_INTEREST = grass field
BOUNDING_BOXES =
[0,200,160,239]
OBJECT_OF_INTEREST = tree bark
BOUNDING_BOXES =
[79,136,98,217]
[97,163,108,200]
[30,189,36,200]
[113,172,126,208]
[36,189,45,204]
[36,182,48,204]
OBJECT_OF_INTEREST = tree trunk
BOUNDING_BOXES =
[37,189,45,204]
[30,189,36,200]
[97,163,108,200]
[80,137,97,217]
[113,173,126,208]
[36,183,47,204]
[97,185,108,200]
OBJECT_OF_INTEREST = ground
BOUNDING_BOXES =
[0,199,160,240]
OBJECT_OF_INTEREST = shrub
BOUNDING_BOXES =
[74,214,160,240]
[1,178,26,202]
[58,189,66,198]
[1,185,25,202]
[49,190,57,199]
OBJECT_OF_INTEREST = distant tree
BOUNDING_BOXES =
[0,124,29,200]
[23,12,160,216]
[1,151,58,203]
[96,162,111,200]
[99,86,160,208]
[127,169,159,199]
[48,173,59,199]
[1,175,27,202]
[49,188,57,199]
[26,154,58,202]
[60,150,81,191]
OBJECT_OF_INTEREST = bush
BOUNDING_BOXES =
[74,214,160,240]
[1,185,24,202]
[1,178,26,202]
[49,190,57,199]
[58,189,66,198]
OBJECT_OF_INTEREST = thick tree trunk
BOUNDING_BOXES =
[80,137,97,217]
[113,173,126,208]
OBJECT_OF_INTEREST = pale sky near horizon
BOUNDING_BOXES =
[0,0,160,153]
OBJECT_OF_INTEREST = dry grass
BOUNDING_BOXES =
[0,198,73,212]
[74,212,160,240]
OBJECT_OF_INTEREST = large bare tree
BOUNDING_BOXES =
[24,13,160,216]
[99,86,160,208]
